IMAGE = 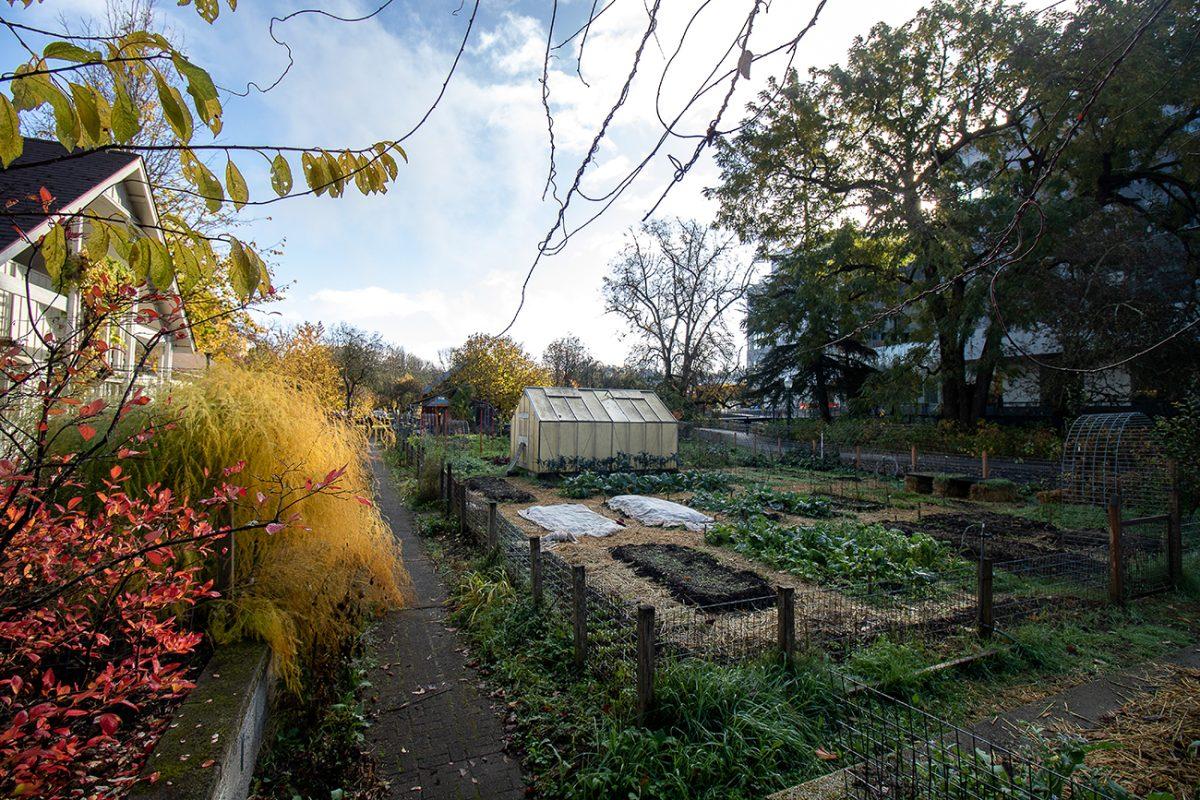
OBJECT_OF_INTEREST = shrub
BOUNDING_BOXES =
[90,364,409,687]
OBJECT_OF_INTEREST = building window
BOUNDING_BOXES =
[0,291,12,342]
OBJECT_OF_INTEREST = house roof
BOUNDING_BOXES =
[522,387,677,424]
[0,138,141,255]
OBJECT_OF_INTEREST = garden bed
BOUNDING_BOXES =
[610,543,775,610]
[893,512,1107,563]
[464,476,535,503]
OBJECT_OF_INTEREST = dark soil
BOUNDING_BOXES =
[815,492,886,512]
[892,511,1161,564]
[610,543,775,611]
[465,476,535,503]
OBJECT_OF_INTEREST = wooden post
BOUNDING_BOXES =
[487,501,498,550]
[855,445,862,470]
[444,464,453,518]
[572,565,587,671]
[776,436,782,459]
[529,536,543,606]
[977,558,993,639]
[981,450,990,480]
[910,445,917,471]
[636,604,655,723]
[457,483,467,536]
[811,439,817,455]
[1168,460,1182,587]
[776,586,795,664]
[1108,497,1124,604]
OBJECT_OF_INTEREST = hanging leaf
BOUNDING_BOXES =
[153,70,193,143]
[69,83,102,146]
[228,237,258,299]
[85,221,110,262]
[12,69,78,151]
[0,94,22,167]
[110,77,140,143]
[172,55,222,134]
[225,158,248,210]
[148,239,174,288]
[195,0,220,23]
[41,224,66,285]
[301,152,326,196]
[321,151,344,197]
[129,239,151,282]
[270,153,292,196]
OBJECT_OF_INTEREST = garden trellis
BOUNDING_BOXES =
[1060,412,1168,513]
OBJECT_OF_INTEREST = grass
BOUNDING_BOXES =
[415,433,511,478]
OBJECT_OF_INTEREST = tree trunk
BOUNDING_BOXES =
[969,319,1004,424]
[814,361,833,422]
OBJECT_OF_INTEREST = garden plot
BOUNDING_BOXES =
[611,543,774,609]
[497,475,1000,658]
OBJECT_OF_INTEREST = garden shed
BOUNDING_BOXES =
[510,387,678,474]
[1060,411,1167,512]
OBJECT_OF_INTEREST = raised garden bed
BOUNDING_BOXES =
[466,476,535,503]
[969,479,1019,503]
[904,473,935,494]
[933,474,977,498]
[610,543,775,611]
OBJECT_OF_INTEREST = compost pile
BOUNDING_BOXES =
[465,476,535,503]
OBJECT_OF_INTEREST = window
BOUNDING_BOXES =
[0,291,12,341]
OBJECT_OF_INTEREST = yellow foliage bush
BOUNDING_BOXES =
[120,363,410,689]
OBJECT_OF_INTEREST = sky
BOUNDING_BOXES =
[5,0,937,365]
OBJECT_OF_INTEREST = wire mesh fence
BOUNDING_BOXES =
[837,678,1121,800]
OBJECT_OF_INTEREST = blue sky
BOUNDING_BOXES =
[5,0,935,364]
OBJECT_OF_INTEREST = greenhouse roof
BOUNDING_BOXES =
[523,387,677,424]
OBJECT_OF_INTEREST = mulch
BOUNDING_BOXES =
[464,476,535,503]
[610,543,775,611]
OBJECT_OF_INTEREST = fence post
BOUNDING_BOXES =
[910,445,917,471]
[529,536,543,606]
[1168,459,1182,587]
[1108,497,1124,604]
[457,484,467,536]
[487,501,498,550]
[636,604,655,724]
[977,558,993,639]
[776,586,795,664]
[444,465,453,518]
[572,565,587,672]
[981,450,990,480]
[855,445,861,470]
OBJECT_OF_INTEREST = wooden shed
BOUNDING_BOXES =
[510,387,678,474]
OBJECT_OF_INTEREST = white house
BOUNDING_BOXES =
[0,138,203,393]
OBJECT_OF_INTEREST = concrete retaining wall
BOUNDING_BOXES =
[131,641,274,800]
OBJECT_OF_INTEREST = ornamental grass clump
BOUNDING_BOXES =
[115,363,409,687]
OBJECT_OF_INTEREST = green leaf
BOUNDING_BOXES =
[85,221,110,262]
[270,153,292,196]
[69,83,102,146]
[228,237,258,299]
[301,152,326,196]
[129,239,151,282]
[0,94,23,167]
[12,69,78,150]
[41,224,66,285]
[111,77,140,143]
[43,42,100,62]
[195,0,220,23]
[153,70,193,143]
[148,238,174,288]
[172,55,222,135]
[225,158,248,210]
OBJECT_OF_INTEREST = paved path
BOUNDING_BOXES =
[364,454,524,800]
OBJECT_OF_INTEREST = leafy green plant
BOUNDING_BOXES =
[704,516,952,588]
[691,486,835,519]
[560,470,734,498]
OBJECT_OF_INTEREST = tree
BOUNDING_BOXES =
[744,229,880,421]
[374,344,439,409]
[329,324,386,416]
[603,219,753,403]
[542,334,597,386]
[714,0,1199,424]
[448,334,549,417]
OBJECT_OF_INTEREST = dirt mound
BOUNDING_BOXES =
[610,543,775,611]
[465,476,535,503]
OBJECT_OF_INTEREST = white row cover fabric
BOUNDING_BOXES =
[518,504,625,543]
[606,495,714,533]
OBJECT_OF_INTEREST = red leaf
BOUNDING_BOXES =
[96,713,120,736]
[78,424,96,442]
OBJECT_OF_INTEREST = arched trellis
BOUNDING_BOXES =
[1060,412,1167,512]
